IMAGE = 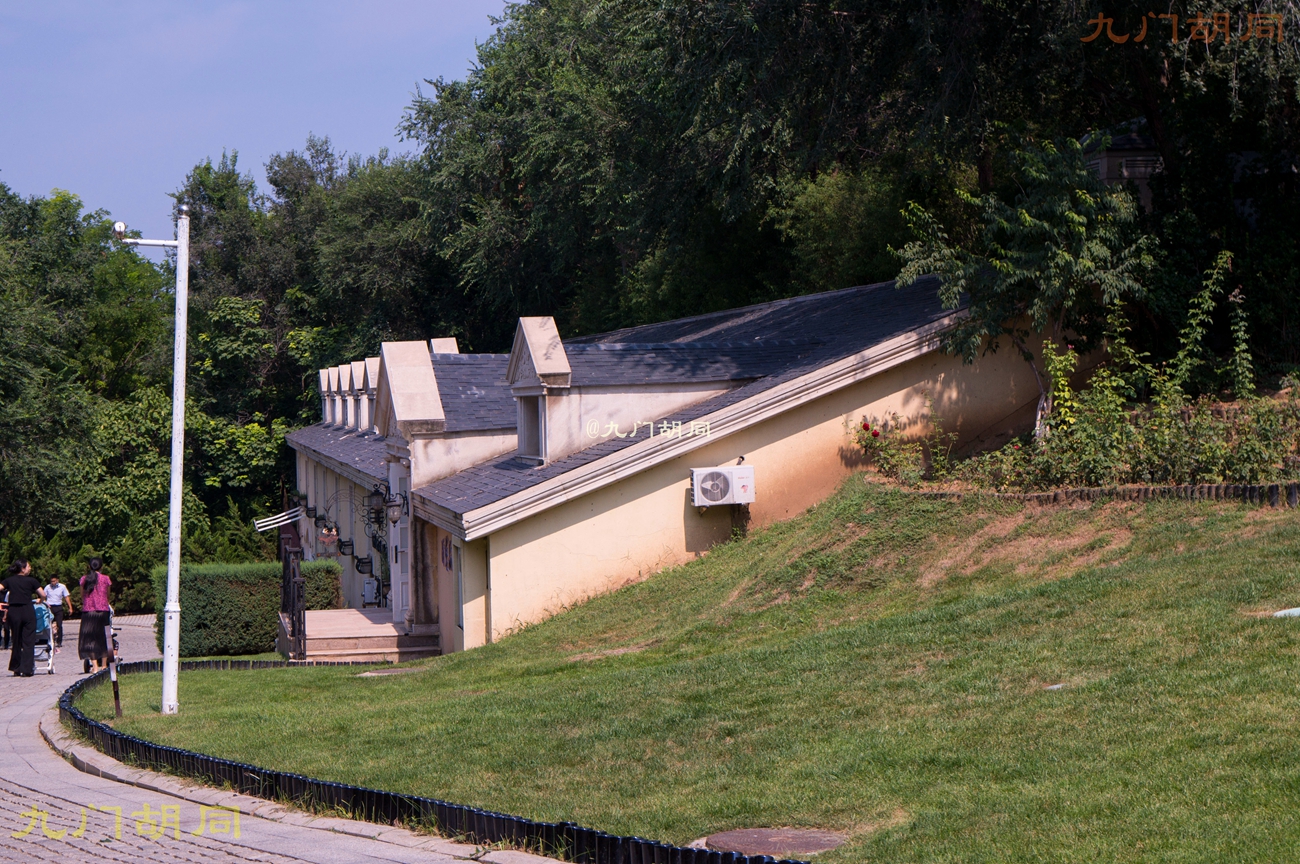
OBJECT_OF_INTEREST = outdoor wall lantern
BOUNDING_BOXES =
[338,539,354,556]
[305,506,317,519]
[385,492,408,525]
[314,514,327,529]
[354,554,373,574]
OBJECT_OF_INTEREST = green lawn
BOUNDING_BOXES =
[79,478,1300,863]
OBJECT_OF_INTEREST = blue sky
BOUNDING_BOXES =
[0,1,505,247]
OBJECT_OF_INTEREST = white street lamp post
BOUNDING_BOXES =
[114,207,190,715]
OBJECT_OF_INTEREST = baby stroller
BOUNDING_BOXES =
[33,603,55,675]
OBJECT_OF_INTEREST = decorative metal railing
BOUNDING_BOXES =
[279,525,306,659]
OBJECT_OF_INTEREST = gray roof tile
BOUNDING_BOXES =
[417,277,950,516]
[285,425,388,481]
[430,353,515,432]
[565,339,823,386]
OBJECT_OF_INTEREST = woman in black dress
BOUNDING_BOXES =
[0,559,45,677]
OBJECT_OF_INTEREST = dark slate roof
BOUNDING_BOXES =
[566,340,824,387]
[417,277,950,516]
[1083,132,1156,154]
[285,424,388,481]
[1107,132,1157,151]
[430,353,516,432]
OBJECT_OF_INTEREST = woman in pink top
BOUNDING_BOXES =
[78,557,112,672]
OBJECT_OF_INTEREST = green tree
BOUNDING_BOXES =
[896,139,1156,435]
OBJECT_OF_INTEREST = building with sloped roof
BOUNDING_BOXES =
[287,277,1041,654]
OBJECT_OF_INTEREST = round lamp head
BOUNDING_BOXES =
[386,501,404,524]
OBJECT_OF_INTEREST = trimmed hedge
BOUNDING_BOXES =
[150,560,342,657]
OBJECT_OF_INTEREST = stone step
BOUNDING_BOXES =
[304,634,440,652]
[305,645,442,662]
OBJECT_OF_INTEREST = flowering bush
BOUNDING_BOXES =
[855,405,956,486]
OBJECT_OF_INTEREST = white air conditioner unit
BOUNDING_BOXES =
[691,465,756,506]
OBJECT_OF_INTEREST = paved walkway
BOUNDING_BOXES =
[0,615,536,864]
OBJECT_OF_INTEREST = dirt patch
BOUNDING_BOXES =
[849,808,911,837]
[567,642,655,662]
[355,667,423,677]
[758,591,792,610]
[700,828,848,856]
[1240,608,1280,619]
[1237,506,1295,538]
[918,513,1024,587]
[916,504,1136,589]
[720,578,753,608]
[1242,606,1300,619]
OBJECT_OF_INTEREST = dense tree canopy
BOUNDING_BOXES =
[2,0,1297,606]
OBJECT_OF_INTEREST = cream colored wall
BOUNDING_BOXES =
[433,525,457,650]
[409,431,518,488]
[543,383,736,463]
[481,344,1040,643]
[460,538,490,650]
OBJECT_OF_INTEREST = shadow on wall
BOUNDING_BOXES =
[838,441,870,471]
[835,344,1067,468]
[683,486,734,554]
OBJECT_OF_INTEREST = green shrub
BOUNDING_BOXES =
[953,252,1297,492]
[151,559,342,657]
[302,559,343,611]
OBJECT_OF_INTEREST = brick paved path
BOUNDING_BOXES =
[0,615,466,863]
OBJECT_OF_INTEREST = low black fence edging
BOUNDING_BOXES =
[917,481,1300,508]
[60,661,806,864]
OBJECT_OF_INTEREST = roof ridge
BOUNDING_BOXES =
[567,279,903,344]
[567,337,825,351]
[432,352,510,360]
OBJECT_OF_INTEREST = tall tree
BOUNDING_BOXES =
[896,139,1156,435]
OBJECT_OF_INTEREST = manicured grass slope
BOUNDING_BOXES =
[83,480,1300,863]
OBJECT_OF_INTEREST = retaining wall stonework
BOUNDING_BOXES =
[917,482,1300,509]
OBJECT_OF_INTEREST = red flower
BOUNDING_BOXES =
[861,421,869,431]
[871,429,880,438]
[1014,444,1021,450]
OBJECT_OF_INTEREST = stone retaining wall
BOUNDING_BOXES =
[917,482,1300,508]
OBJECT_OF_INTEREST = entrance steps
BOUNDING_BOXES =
[278,608,440,662]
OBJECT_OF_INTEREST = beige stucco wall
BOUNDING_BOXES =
[408,431,517,488]
[543,383,737,463]
[478,343,1040,643]
[432,523,453,629]
[461,538,490,650]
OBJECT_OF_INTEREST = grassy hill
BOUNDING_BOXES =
[82,478,1300,863]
